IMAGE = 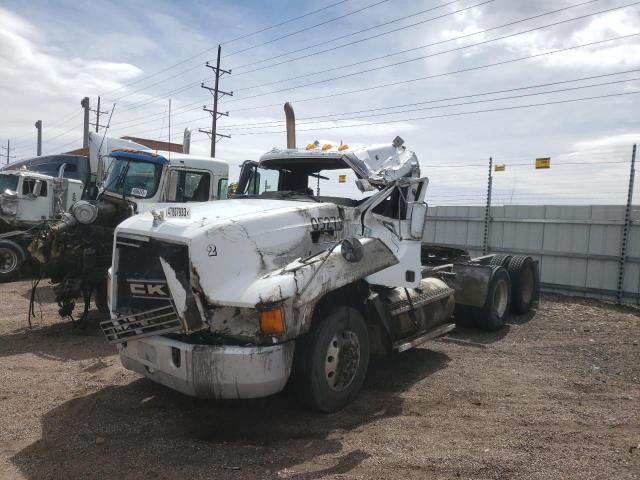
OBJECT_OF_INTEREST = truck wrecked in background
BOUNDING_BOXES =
[28,144,229,326]
[101,127,539,412]
[0,134,154,282]
[0,169,84,281]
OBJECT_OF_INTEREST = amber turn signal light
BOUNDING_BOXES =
[259,307,285,335]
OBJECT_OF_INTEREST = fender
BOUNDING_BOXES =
[247,237,398,338]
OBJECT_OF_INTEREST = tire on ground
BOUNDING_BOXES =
[507,255,539,314]
[0,240,24,283]
[455,266,511,331]
[293,306,370,413]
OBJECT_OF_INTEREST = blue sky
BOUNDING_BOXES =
[1,0,639,204]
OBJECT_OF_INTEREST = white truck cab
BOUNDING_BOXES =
[102,137,539,412]
[0,170,83,227]
[100,150,229,207]
[0,170,84,281]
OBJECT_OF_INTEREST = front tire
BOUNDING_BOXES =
[0,240,24,282]
[293,306,370,413]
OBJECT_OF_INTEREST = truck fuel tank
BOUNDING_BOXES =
[380,277,455,338]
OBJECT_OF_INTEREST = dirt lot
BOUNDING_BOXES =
[0,280,638,480]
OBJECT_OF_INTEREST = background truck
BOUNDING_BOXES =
[101,131,539,412]
[0,169,84,281]
[0,134,154,282]
[28,147,229,325]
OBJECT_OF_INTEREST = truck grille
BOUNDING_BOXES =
[101,304,182,344]
[114,235,190,313]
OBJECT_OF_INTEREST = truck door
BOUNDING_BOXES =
[17,178,52,222]
[363,178,428,288]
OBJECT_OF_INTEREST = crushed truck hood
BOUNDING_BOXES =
[116,198,359,307]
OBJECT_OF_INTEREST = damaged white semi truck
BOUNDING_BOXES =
[102,134,538,413]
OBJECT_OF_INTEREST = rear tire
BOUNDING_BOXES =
[507,256,539,314]
[490,254,512,268]
[0,240,24,282]
[293,306,370,413]
[455,266,511,331]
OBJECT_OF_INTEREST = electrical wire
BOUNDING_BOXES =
[105,0,493,110]
[229,32,640,112]
[100,0,352,98]
[233,0,607,87]
[228,90,640,135]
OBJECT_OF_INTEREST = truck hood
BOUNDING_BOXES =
[120,198,330,239]
[116,198,358,307]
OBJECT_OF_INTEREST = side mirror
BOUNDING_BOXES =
[29,180,43,198]
[166,169,179,202]
[410,202,427,239]
[340,237,364,263]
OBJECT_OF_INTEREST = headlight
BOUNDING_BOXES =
[71,200,98,224]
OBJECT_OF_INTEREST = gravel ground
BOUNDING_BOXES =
[0,280,639,479]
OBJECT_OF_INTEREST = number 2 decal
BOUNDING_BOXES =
[207,244,217,257]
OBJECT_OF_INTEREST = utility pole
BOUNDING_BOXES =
[2,140,15,164]
[35,120,42,156]
[90,96,110,132]
[81,97,90,148]
[199,45,232,158]
[617,144,636,304]
[482,157,493,255]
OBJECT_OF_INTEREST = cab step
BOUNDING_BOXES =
[393,323,456,353]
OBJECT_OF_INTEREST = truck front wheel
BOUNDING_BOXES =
[293,306,370,413]
[0,240,24,282]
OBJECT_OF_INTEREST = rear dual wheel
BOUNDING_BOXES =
[507,255,539,314]
[455,266,511,331]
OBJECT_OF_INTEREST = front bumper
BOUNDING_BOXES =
[119,336,295,399]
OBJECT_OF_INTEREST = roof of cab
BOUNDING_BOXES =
[110,149,229,174]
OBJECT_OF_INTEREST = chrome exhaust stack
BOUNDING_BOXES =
[284,102,296,149]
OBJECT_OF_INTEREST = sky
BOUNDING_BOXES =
[0,0,639,205]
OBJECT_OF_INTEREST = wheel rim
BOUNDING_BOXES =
[0,248,18,274]
[493,279,509,318]
[520,265,534,305]
[324,329,361,392]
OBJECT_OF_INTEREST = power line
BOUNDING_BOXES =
[226,76,640,131]
[105,0,491,112]
[226,4,640,103]
[221,68,640,128]
[223,0,392,58]
[230,0,464,72]
[230,32,640,112]
[100,0,352,99]
[232,0,603,85]
[229,90,640,135]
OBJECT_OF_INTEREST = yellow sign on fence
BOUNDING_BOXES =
[494,164,506,172]
[535,158,551,169]
[338,175,347,183]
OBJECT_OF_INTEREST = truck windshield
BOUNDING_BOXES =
[104,159,162,199]
[0,175,19,194]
